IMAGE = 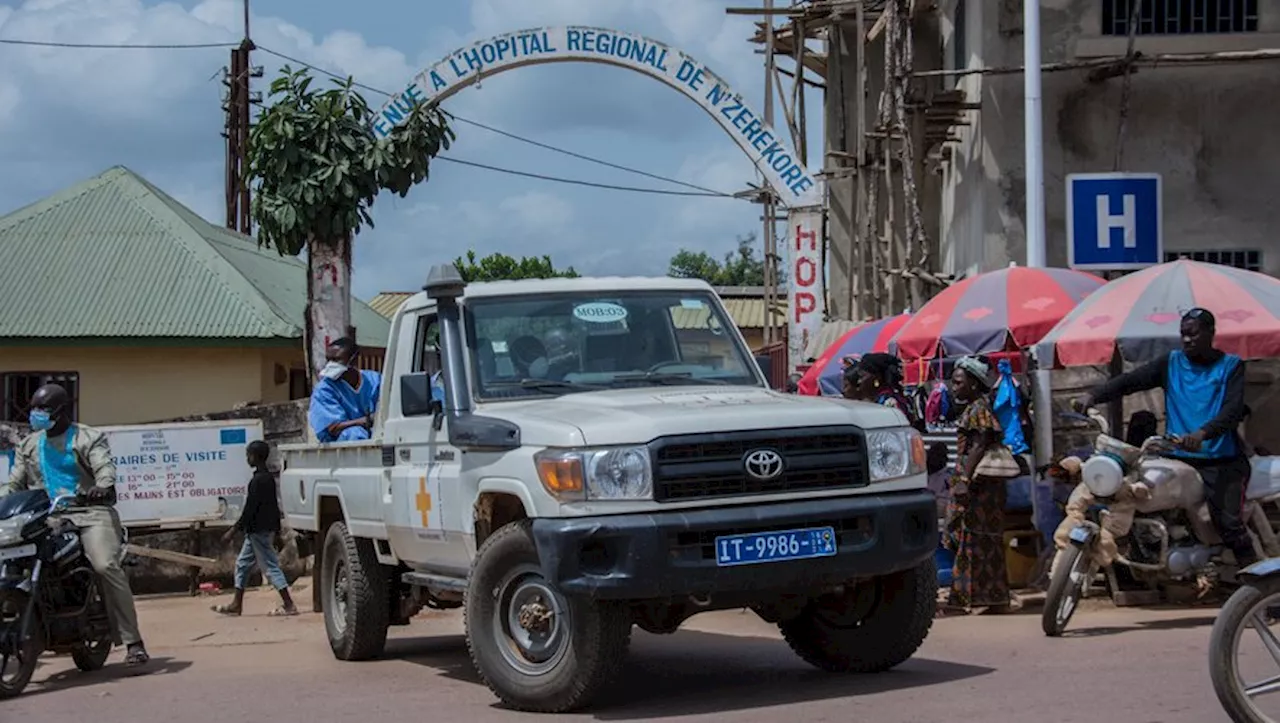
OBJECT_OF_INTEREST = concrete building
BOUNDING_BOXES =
[0,166,390,425]
[940,0,1279,276]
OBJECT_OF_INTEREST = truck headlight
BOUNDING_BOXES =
[535,446,654,501]
[866,427,927,482]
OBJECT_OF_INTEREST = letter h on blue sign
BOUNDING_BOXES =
[1066,173,1162,271]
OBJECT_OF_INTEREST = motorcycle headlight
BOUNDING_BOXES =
[867,427,927,482]
[1082,455,1125,498]
[0,512,36,546]
[535,446,654,502]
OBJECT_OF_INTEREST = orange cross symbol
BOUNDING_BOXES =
[415,476,432,528]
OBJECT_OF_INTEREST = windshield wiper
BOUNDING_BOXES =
[510,379,605,393]
[610,372,730,386]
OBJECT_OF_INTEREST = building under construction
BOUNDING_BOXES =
[742,0,1280,333]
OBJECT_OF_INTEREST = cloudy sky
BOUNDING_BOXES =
[0,0,822,300]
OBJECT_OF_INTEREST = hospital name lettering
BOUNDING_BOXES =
[697,81,814,198]
[375,30,559,137]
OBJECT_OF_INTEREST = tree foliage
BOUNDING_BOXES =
[247,66,455,255]
[453,250,580,283]
[668,233,778,286]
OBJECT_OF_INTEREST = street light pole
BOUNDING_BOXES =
[1025,0,1046,269]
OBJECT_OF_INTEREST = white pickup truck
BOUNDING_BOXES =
[280,266,938,713]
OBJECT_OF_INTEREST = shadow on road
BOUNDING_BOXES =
[25,655,192,697]
[388,629,994,718]
[1062,614,1219,638]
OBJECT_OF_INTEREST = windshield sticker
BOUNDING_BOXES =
[680,299,704,309]
[573,302,629,324]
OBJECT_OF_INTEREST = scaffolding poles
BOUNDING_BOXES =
[738,0,964,323]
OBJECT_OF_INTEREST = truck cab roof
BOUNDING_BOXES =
[395,275,717,314]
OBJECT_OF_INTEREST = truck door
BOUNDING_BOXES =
[384,312,463,572]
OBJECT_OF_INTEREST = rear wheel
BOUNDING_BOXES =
[72,584,113,672]
[320,522,390,661]
[0,589,44,699]
[1042,546,1090,637]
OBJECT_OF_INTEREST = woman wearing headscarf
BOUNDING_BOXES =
[941,355,1016,615]
[842,352,924,431]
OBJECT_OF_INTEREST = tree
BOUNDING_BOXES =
[248,66,454,374]
[668,233,778,286]
[453,250,580,282]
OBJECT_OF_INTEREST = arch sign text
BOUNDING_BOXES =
[373,26,825,367]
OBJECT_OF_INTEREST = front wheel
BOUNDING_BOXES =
[1210,574,1280,723]
[1042,546,1090,637]
[465,521,632,713]
[0,590,44,699]
[779,558,936,673]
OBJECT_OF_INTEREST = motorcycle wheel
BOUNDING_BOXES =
[0,589,44,699]
[1209,574,1280,723]
[1042,546,1089,637]
[72,585,114,672]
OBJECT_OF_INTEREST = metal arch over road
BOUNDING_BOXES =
[371,26,821,209]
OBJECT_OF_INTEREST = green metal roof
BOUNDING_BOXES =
[0,166,390,348]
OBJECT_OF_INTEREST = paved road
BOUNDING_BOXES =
[6,586,1246,722]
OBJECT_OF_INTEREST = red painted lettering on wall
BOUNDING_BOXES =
[793,293,816,323]
[796,257,817,286]
[794,225,818,251]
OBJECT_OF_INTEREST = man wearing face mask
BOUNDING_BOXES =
[2,384,149,666]
[308,337,382,443]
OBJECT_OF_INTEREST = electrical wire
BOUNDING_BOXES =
[255,45,740,199]
[437,157,728,197]
[0,38,238,49]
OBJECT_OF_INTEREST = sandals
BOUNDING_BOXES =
[268,606,299,617]
[211,604,242,616]
[124,646,150,666]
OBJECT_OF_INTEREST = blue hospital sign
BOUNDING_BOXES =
[1066,173,1163,271]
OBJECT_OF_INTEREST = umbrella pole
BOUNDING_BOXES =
[1031,343,1055,544]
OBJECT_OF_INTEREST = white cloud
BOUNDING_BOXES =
[0,0,770,303]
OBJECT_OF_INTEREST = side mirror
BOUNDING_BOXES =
[400,373,438,417]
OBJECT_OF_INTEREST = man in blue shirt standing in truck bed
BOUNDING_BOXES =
[1083,308,1256,568]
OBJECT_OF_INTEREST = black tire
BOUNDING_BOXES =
[71,583,113,672]
[320,521,390,661]
[0,590,43,699]
[779,558,936,673]
[1042,546,1088,637]
[1209,575,1280,723]
[465,520,631,713]
[71,636,112,672]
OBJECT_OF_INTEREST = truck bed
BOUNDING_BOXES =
[279,440,389,540]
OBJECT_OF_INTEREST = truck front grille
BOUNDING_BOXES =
[649,426,868,502]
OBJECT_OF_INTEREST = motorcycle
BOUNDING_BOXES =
[1042,407,1260,637]
[0,490,120,698]
[1209,558,1280,723]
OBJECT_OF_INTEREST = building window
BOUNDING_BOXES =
[1164,249,1262,271]
[952,0,967,86]
[1103,0,1259,36]
[3,372,79,422]
[288,369,310,400]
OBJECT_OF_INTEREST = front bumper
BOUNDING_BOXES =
[530,489,937,600]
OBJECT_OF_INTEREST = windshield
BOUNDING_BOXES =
[464,290,760,400]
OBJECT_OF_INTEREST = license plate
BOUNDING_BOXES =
[1068,526,1090,543]
[0,543,36,561]
[715,526,837,567]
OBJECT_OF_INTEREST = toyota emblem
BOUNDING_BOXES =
[743,448,785,481]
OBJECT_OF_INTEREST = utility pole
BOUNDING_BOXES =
[222,0,261,235]
[762,0,779,349]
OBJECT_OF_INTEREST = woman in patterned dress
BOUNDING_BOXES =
[842,353,924,431]
[941,355,1015,616]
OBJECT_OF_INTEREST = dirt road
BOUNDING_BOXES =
[7,586,1237,722]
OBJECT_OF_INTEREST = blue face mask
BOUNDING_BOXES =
[29,410,53,431]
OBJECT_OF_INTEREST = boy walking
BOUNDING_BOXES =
[212,440,298,617]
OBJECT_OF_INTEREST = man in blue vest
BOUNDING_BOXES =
[1083,308,1256,567]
